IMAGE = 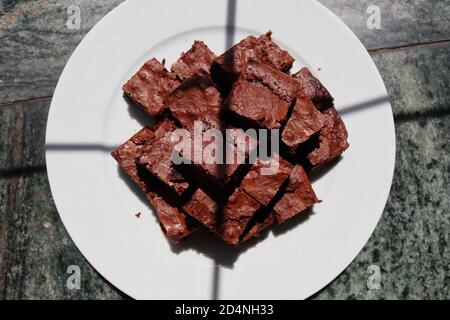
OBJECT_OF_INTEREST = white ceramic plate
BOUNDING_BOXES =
[46,0,395,299]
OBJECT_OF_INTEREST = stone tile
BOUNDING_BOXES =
[319,0,450,50]
[1,0,449,103]
[0,100,125,299]
[0,0,124,104]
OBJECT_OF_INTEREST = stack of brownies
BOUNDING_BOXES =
[112,32,349,246]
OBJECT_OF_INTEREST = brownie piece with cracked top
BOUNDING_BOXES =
[111,127,193,242]
[213,31,294,86]
[123,58,180,118]
[183,188,265,245]
[282,97,326,154]
[306,107,349,169]
[240,154,293,206]
[171,41,216,81]
[164,72,223,129]
[138,119,191,197]
[293,67,334,110]
[175,124,258,198]
[273,165,320,224]
[225,62,299,129]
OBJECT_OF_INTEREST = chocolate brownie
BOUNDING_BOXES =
[171,41,216,81]
[293,68,334,110]
[242,61,299,102]
[273,165,320,224]
[225,79,291,129]
[123,58,180,118]
[240,154,293,206]
[138,119,191,197]
[282,97,326,153]
[111,128,155,191]
[150,195,193,242]
[183,188,262,245]
[225,62,299,129]
[227,127,259,166]
[306,107,349,169]
[111,128,192,242]
[175,125,258,197]
[164,72,223,129]
[213,31,294,84]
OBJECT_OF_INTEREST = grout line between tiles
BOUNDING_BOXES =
[1,39,449,107]
[368,39,450,54]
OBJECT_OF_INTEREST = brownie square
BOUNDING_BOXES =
[138,119,191,197]
[242,61,299,102]
[171,41,216,81]
[111,127,192,242]
[111,128,155,192]
[225,62,299,129]
[240,154,293,206]
[123,58,180,118]
[282,97,326,153]
[183,188,262,245]
[225,80,291,129]
[175,125,258,197]
[293,68,334,110]
[213,31,294,84]
[273,165,320,224]
[150,195,193,242]
[164,72,223,129]
[306,107,349,169]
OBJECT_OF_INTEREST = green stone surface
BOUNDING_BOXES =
[1,0,449,103]
[0,0,448,299]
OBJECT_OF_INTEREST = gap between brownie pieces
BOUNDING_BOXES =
[136,163,197,208]
[238,177,290,242]
[175,160,253,203]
